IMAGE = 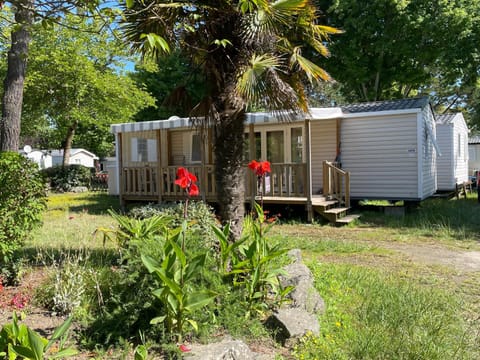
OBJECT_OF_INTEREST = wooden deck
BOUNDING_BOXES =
[120,162,356,224]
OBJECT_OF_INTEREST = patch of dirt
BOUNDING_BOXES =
[381,243,480,273]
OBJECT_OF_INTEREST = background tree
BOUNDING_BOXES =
[122,0,339,238]
[21,15,155,163]
[0,0,114,152]
[318,0,480,122]
[131,51,206,121]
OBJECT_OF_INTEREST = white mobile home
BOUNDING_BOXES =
[435,113,469,191]
[111,97,439,221]
[468,135,480,176]
[51,148,99,168]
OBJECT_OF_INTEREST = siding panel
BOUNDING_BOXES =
[310,120,337,192]
[341,114,419,199]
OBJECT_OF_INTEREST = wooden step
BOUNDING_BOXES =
[324,207,349,215]
[314,200,338,208]
[335,214,361,224]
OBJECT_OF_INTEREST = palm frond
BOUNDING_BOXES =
[290,47,331,82]
[236,53,280,102]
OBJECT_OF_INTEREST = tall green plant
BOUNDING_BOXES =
[0,312,77,359]
[214,203,292,317]
[142,222,216,342]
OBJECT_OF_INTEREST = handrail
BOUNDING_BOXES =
[323,161,350,207]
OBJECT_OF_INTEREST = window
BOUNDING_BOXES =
[243,132,261,161]
[131,137,157,162]
[138,138,148,162]
[191,134,201,162]
[267,130,284,163]
[291,127,303,163]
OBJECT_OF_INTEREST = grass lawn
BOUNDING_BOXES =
[14,192,480,359]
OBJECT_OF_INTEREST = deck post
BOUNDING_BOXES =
[118,133,125,207]
[305,119,313,222]
[249,123,256,209]
[201,129,207,202]
[156,129,163,203]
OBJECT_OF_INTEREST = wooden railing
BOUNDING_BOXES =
[323,161,350,207]
[122,163,308,201]
[122,165,216,199]
[247,163,307,198]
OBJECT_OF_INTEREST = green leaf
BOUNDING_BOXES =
[150,315,167,325]
[10,344,36,359]
[141,254,161,274]
[186,319,198,332]
[27,328,47,360]
[126,0,135,9]
[184,291,216,312]
[49,348,79,359]
[134,345,148,360]
[45,317,73,351]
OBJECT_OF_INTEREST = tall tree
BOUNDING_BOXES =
[0,0,33,151]
[318,0,480,104]
[0,0,109,151]
[21,15,155,163]
[122,0,339,238]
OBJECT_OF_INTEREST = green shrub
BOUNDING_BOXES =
[0,152,46,271]
[41,164,92,192]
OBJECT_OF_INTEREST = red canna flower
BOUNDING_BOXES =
[175,167,199,196]
[178,344,191,352]
[248,160,271,177]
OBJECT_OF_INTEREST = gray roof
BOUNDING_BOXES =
[341,97,429,114]
[435,113,457,125]
[469,135,480,144]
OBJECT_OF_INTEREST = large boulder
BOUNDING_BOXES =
[280,250,325,314]
[266,249,324,346]
[266,308,320,346]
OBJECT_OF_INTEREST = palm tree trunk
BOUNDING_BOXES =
[214,110,246,241]
[0,0,33,151]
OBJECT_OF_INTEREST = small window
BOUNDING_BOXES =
[75,159,81,164]
[137,138,148,162]
[191,134,201,162]
[291,127,303,163]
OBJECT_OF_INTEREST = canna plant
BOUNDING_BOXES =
[141,168,215,342]
[0,312,77,359]
[213,202,292,318]
[142,222,216,342]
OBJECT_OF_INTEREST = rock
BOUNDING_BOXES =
[280,250,325,314]
[266,308,320,346]
[264,248,324,346]
[185,339,257,360]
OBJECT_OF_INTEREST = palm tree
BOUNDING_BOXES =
[122,0,339,239]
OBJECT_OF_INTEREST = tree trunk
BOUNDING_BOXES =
[62,120,78,167]
[214,110,246,241]
[0,0,33,151]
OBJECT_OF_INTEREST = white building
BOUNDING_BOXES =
[51,148,99,168]
[435,113,469,191]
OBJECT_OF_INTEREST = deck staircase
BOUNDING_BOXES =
[313,197,360,224]
[314,161,360,225]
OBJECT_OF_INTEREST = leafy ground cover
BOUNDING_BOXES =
[1,192,479,359]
